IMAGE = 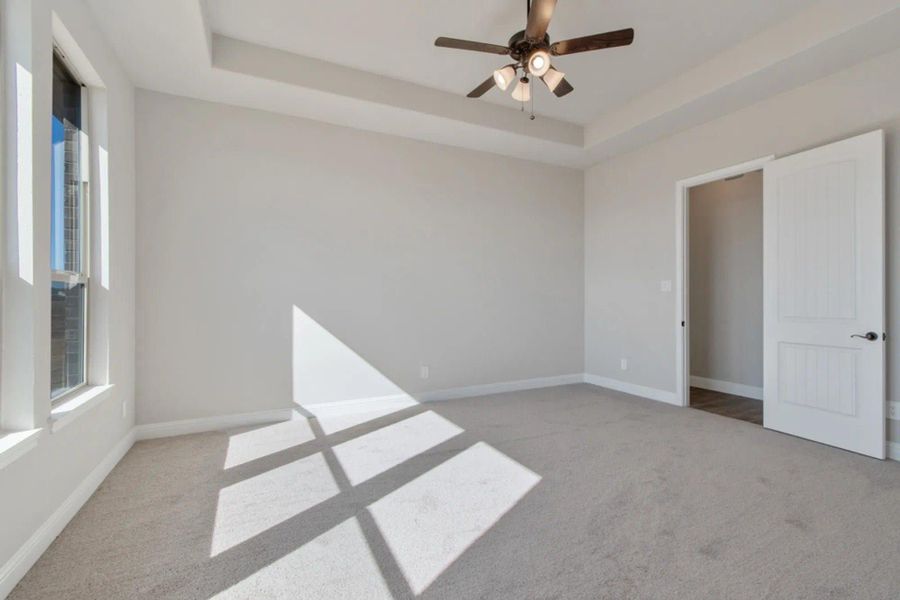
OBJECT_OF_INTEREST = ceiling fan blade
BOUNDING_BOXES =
[550,28,634,56]
[467,76,497,98]
[551,76,574,97]
[525,0,557,41]
[435,37,510,55]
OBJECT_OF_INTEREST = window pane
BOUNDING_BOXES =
[51,56,82,273]
[51,54,87,400]
[51,281,86,399]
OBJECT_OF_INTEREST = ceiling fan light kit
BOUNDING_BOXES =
[434,0,634,116]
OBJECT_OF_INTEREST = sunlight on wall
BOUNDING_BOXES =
[291,305,407,404]
[224,417,316,469]
[98,146,110,289]
[368,442,541,594]
[211,452,338,556]
[292,305,417,434]
[15,63,34,284]
[211,517,392,600]
[333,411,463,486]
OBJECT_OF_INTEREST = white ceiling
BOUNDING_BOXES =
[205,0,818,125]
[84,0,900,167]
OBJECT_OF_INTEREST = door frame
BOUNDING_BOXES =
[674,155,774,408]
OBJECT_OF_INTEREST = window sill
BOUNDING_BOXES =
[50,384,115,433]
[0,428,43,471]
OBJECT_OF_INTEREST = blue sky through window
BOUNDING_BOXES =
[51,115,65,271]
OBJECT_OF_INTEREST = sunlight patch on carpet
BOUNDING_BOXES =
[224,417,316,468]
[211,517,392,599]
[212,452,339,556]
[368,442,540,594]
[333,411,463,485]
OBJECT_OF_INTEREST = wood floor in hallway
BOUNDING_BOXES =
[690,386,763,425]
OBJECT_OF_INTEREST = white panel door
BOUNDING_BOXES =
[763,130,885,458]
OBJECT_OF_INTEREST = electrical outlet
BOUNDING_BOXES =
[620,358,628,371]
[889,402,900,420]
[660,280,672,293]
[420,365,430,380]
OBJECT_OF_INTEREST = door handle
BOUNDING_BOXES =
[850,332,878,341]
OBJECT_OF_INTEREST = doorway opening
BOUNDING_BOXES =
[675,156,773,425]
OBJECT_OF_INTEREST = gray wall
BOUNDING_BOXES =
[689,172,763,389]
[135,90,585,425]
[585,46,900,444]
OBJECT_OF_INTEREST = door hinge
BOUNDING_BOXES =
[884,332,888,341]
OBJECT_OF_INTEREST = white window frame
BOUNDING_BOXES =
[50,48,90,404]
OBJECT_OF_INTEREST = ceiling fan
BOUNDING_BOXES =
[435,0,634,104]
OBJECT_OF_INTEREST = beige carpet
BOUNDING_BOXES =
[10,384,900,599]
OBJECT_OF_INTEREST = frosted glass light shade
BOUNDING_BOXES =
[511,78,531,102]
[541,66,565,92]
[527,50,551,77]
[493,66,516,91]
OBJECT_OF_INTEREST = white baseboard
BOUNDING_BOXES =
[297,375,585,421]
[416,373,585,402]
[302,374,586,413]
[0,429,135,599]
[134,375,587,439]
[583,374,680,406]
[690,376,763,401]
[134,408,295,441]
[302,394,417,418]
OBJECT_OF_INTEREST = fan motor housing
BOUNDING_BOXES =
[508,30,550,62]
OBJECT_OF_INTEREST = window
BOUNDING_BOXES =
[50,52,88,401]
